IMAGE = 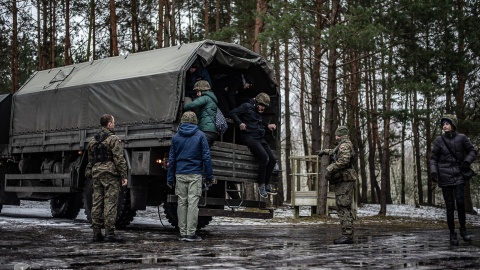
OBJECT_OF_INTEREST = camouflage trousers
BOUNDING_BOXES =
[335,181,355,236]
[175,174,202,236]
[92,174,120,234]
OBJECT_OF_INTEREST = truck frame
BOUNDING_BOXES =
[0,40,280,229]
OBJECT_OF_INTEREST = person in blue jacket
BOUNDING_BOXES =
[167,111,214,242]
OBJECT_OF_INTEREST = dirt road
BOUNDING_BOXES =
[1,203,479,269]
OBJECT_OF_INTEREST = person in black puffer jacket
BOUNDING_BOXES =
[430,114,477,245]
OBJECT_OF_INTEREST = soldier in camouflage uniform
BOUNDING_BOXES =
[318,126,357,244]
[85,114,128,242]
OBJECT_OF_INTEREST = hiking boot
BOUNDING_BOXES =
[185,235,202,242]
[178,235,187,241]
[334,236,354,244]
[450,232,459,246]
[460,228,472,242]
[105,233,124,243]
[92,232,104,242]
[258,184,268,198]
[265,185,277,195]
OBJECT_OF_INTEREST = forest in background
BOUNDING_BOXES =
[1,0,480,215]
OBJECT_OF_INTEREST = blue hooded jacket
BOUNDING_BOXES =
[167,123,213,183]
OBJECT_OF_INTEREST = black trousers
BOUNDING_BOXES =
[243,136,276,185]
[441,184,466,233]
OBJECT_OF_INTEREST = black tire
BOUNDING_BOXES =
[83,178,136,228]
[83,178,93,222]
[163,202,212,230]
[0,204,2,213]
[50,194,82,219]
[115,186,136,229]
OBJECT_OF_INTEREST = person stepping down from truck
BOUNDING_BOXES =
[85,114,128,243]
[230,92,277,199]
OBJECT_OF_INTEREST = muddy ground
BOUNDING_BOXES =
[1,203,480,269]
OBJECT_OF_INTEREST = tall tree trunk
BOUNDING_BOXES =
[253,0,266,53]
[132,0,138,52]
[170,0,176,45]
[400,88,408,204]
[426,94,433,205]
[109,0,119,56]
[164,0,170,47]
[319,0,339,216]
[11,0,19,93]
[311,0,323,210]
[412,85,423,204]
[298,35,308,157]
[50,0,55,68]
[64,0,71,65]
[86,0,94,61]
[204,0,209,37]
[284,36,292,203]
[349,50,361,206]
[41,0,48,70]
[366,57,380,203]
[158,0,164,48]
[379,38,393,215]
[37,0,41,70]
[273,37,284,205]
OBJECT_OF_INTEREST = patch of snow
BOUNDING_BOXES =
[2,201,480,227]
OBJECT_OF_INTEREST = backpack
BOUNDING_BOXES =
[93,132,113,164]
[214,108,228,134]
[205,95,228,134]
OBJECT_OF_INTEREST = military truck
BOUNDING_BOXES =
[0,40,280,229]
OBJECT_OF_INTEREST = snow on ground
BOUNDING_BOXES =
[2,201,480,227]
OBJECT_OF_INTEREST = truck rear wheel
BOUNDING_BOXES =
[163,202,212,230]
[83,178,136,228]
[50,194,82,219]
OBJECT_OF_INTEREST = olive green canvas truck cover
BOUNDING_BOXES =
[11,40,277,135]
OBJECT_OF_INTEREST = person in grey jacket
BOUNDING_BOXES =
[184,80,219,145]
[430,114,477,245]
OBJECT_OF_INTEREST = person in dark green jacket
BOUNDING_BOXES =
[183,80,219,145]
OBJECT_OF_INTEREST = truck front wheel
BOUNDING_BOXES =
[50,194,82,219]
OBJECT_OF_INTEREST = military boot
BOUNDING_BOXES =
[460,228,472,242]
[334,235,354,244]
[450,232,459,246]
[92,230,104,242]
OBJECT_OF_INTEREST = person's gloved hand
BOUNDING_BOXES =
[167,181,174,189]
[317,150,327,157]
[430,172,438,182]
[461,161,471,169]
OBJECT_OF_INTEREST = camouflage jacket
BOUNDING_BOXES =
[324,136,357,183]
[85,127,128,180]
